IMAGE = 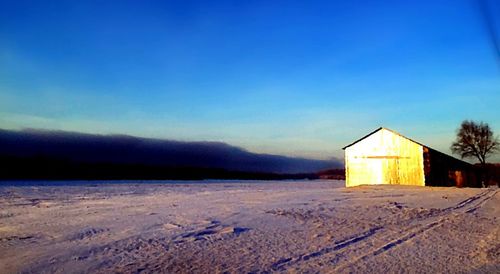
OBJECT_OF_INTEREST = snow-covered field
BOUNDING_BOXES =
[0,180,498,273]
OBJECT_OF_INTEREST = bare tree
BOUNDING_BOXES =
[451,120,499,186]
[451,120,499,165]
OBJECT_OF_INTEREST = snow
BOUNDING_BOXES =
[0,180,498,273]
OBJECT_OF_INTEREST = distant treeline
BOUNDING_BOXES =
[0,129,342,180]
[317,168,346,180]
[0,155,325,180]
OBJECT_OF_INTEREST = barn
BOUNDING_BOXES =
[343,127,478,188]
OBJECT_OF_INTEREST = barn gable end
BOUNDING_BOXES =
[344,128,425,187]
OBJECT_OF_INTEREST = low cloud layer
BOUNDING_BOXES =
[0,129,342,174]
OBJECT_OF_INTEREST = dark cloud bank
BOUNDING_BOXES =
[0,129,342,180]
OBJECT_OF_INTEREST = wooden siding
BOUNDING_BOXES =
[423,147,479,187]
[345,128,425,187]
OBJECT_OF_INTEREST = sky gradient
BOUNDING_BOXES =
[1,0,499,162]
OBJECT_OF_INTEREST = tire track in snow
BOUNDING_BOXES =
[267,188,497,272]
[333,188,498,272]
[464,190,498,214]
[448,188,493,211]
[269,226,383,271]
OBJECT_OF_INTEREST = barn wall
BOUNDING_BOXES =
[345,129,425,187]
[423,147,479,187]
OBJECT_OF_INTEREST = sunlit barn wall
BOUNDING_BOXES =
[345,129,425,187]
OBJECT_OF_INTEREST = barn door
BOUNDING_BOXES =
[384,158,400,185]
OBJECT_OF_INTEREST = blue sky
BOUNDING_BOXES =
[1,0,499,161]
